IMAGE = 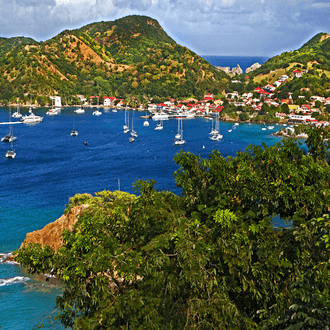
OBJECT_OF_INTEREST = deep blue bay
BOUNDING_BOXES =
[0,106,286,329]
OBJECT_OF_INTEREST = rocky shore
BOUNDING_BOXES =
[19,204,89,252]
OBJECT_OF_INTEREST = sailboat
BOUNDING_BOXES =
[75,100,85,113]
[209,112,223,141]
[209,117,218,136]
[46,98,60,116]
[154,120,163,130]
[175,118,181,139]
[174,117,186,145]
[2,106,17,143]
[70,116,78,136]
[92,98,102,115]
[12,99,22,118]
[123,108,129,132]
[143,110,149,126]
[130,110,138,137]
[5,141,16,159]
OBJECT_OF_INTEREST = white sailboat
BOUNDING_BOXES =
[5,141,16,159]
[92,98,102,115]
[75,100,85,113]
[175,118,181,139]
[154,120,163,130]
[143,111,149,126]
[174,117,186,145]
[71,116,78,136]
[130,110,138,137]
[46,98,60,116]
[2,107,17,143]
[123,108,129,132]
[209,112,223,141]
[12,100,22,118]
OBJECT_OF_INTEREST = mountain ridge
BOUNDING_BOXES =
[0,15,228,103]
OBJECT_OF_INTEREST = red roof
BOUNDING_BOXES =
[213,106,224,112]
[157,103,167,107]
[203,97,213,100]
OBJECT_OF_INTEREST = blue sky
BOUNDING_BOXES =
[0,0,329,57]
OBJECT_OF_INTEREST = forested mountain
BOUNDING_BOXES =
[251,32,330,75]
[0,15,229,104]
[0,36,38,59]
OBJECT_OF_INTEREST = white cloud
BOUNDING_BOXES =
[0,0,328,55]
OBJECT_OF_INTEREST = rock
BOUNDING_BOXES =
[20,204,89,251]
[216,66,231,74]
[231,64,243,76]
[246,62,261,73]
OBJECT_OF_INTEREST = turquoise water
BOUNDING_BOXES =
[0,106,284,329]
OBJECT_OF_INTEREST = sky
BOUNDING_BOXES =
[0,0,329,57]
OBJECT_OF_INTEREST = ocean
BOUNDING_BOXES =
[0,105,283,329]
[201,55,269,72]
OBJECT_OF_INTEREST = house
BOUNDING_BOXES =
[203,93,214,100]
[292,70,303,78]
[77,95,87,103]
[279,75,289,81]
[242,92,253,99]
[50,96,61,107]
[273,81,282,87]
[264,84,276,92]
[103,96,116,107]
[289,113,312,122]
[275,112,287,119]
[311,96,325,102]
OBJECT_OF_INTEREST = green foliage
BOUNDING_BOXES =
[0,15,229,101]
[16,131,330,329]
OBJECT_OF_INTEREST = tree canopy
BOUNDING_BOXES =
[15,130,330,329]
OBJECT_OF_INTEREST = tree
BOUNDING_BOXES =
[15,134,330,329]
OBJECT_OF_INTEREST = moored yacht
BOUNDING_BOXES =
[152,111,169,120]
[21,112,43,124]
[5,149,16,159]
[92,110,102,116]
[5,141,16,158]
[154,121,163,130]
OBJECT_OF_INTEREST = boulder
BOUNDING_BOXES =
[20,204,89,251]
[246,62,261,73]
[216,66,231,74]
[231,64,243,75]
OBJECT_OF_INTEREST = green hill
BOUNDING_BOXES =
[0,15,228,104]
[250,32,330,77]
[0,36,38,59]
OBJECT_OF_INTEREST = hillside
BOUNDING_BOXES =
[0,36,38,59]
[247,32,330,80]
[0,15,229,104]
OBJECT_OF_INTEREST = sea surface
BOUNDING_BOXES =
[0,106,285,329]
[201,55,269,72]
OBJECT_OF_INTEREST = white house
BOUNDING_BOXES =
[50,96,61,107]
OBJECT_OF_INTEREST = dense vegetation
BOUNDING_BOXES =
[16,128,330,329]
[0,15,229,104]
[0,36,37,58]
[250,33,330,76]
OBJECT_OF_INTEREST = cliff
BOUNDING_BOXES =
[246,62,261,73]
[20,204,89,251]
[216,64,243,75]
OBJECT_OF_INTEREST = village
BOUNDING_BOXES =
[71,68,330,129]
